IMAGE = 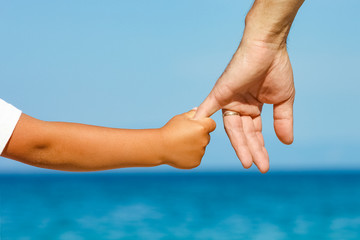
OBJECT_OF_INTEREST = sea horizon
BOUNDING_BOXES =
[2,168,360,176]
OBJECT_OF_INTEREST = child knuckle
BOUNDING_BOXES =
[192,160,201,168]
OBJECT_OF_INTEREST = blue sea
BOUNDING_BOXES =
[1,172,360,240]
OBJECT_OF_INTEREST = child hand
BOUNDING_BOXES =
[160,109,216,169]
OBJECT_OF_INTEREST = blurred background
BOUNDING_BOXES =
[0,0,359,239]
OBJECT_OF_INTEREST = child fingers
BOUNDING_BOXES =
[183,109,197,118]
[198,118,216,133]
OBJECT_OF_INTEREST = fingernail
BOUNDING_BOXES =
[192,107,198,111]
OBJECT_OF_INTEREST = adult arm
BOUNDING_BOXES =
[194,0,304,173]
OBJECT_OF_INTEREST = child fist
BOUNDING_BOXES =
[160,109,216,169]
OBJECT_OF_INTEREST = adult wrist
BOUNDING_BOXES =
[243,0,304,49]
[243,11,290,49]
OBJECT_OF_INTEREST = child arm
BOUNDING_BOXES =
[1,110,215,171]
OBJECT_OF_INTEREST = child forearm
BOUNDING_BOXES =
[2,114,164,171]
[2,110,216,171]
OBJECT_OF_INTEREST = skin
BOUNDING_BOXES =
[194,0,305,173]
[1,110,216,171]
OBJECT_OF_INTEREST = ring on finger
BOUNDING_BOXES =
[223,111,240,117]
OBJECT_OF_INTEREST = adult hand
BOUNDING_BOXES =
[194,0,303,173]
[194,40,295,173]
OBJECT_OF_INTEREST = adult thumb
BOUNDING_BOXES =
[273,98,294,145]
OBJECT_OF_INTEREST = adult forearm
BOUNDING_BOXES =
[3,114,164,171]
[243,0,304,47]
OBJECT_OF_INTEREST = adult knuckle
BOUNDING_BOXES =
[243,127,255,136]
[224,124,231,132]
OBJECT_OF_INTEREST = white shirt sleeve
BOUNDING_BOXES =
[0,99,22,154]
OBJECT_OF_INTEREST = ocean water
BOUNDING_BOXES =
[1,172,360,240]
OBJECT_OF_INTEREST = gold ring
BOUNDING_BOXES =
[223,111,240,117]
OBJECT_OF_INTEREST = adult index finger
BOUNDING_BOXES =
[193,94,221,120]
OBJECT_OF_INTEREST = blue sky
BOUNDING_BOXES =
[0,0,359,173]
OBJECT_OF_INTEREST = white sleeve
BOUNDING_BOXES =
[0,99,22,154]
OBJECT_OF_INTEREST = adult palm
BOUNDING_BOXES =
[194,41,295,173]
